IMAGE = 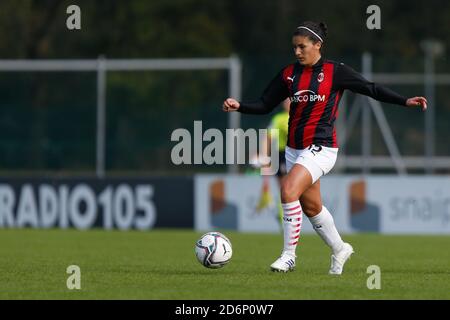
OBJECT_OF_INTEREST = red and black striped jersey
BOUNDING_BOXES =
[238,57,407,150]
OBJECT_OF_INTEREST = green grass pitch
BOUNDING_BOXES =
[0,229,449,299]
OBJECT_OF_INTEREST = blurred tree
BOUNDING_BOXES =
[0,0,448,62]
[0,0,448,171]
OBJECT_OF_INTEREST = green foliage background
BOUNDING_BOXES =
[0,0,448,173]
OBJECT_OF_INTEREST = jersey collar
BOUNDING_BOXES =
[297,56,324,69]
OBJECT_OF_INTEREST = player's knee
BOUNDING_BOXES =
[280,179,301,202]
[301,202,322,217]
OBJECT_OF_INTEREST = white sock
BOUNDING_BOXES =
[282,201,303,257]
[308,206,344,254]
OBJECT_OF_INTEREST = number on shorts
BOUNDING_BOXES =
[308,144,322,155]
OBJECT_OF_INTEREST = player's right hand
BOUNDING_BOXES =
[223,98,240,112]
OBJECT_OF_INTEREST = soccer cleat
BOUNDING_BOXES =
[270,253,296,272]
[329,243,354,275]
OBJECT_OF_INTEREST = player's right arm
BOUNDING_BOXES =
[222,71,289,114]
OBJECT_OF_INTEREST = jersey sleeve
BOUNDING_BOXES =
[333,63,407,106]
[238,70,289,115]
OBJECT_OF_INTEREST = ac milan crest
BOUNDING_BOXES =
[317,72,324,82]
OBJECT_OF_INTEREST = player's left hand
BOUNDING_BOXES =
[406,96,428,111]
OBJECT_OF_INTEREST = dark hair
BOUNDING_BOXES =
[293,21,328,44]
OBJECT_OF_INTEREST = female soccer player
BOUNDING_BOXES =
[223,21,427,274]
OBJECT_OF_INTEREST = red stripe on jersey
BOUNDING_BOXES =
[330,90,342,147]
[302,63,335,147]
[289,68,313,149]
[283,64,295,79]
[332,127,338,147]
[330,90,342,123]
[282,64,295,91]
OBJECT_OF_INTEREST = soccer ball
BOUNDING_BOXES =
[195,232,232,269]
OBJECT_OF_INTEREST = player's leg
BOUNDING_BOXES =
[270,163,312,272]
[300,180,354,275]
[300,179,344,252]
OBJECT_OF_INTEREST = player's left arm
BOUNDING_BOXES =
[334,63,427,111]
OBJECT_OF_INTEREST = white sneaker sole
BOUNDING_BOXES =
[270,266,295,273]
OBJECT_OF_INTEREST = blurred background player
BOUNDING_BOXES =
[252,98,290,226]
[223,21,427,274]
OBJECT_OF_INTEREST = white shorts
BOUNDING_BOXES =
[285,144,338,184]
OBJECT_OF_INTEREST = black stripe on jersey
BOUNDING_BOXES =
[287,62,302,148]
[294,67,322,149]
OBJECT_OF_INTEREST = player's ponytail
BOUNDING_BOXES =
[318,22,328,39]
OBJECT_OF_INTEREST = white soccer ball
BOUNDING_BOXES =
[195,232,232,269]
